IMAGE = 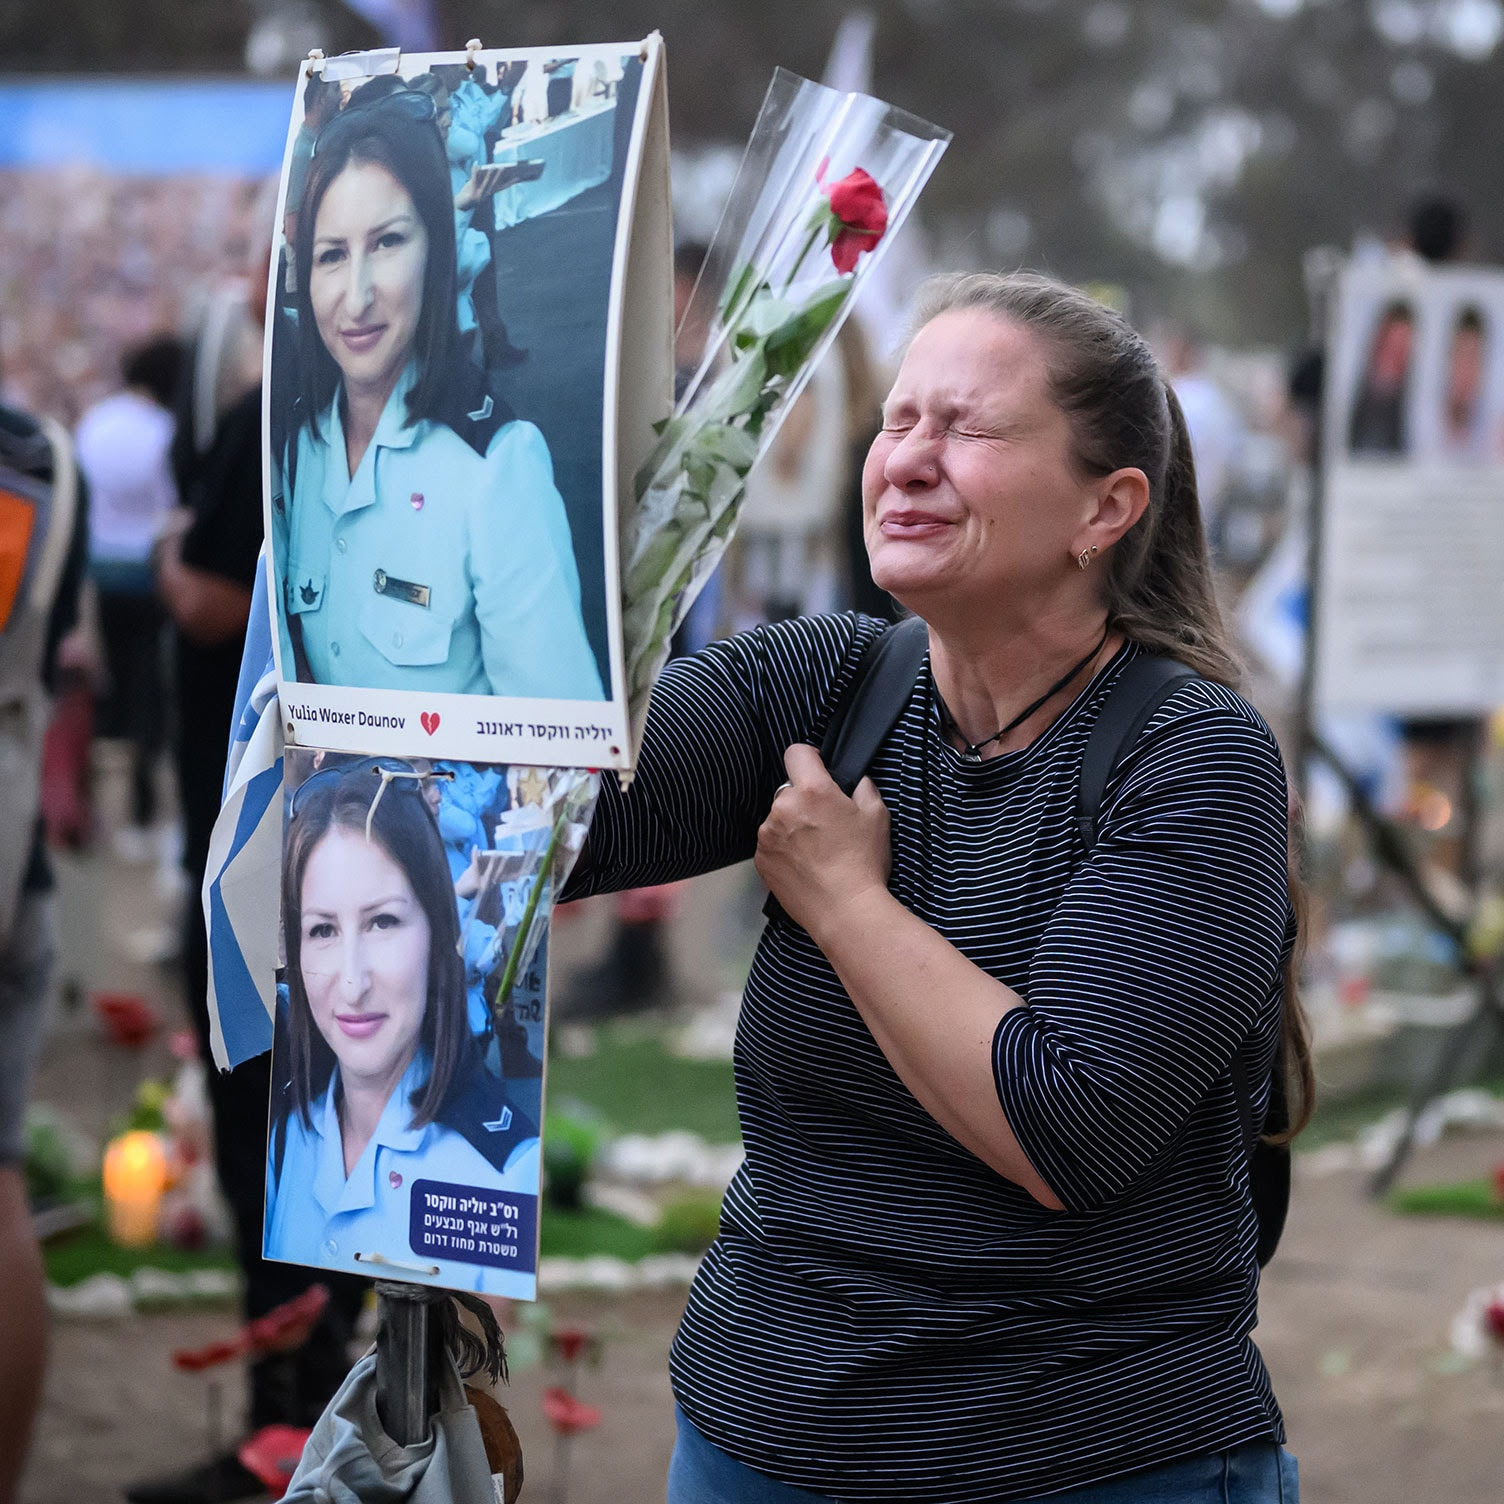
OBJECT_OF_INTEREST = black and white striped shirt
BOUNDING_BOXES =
[568,612,1294,1502]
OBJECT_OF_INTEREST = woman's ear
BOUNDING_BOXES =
[1079,466,1150,553]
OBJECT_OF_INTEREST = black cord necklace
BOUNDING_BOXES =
[935,622,1111,765]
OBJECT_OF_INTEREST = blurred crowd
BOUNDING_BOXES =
[0,168,266,425]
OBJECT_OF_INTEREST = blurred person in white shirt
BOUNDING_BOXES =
[1162,329,1246,548]
[74,337,183,856]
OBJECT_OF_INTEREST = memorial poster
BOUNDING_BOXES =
[263,748,592,1297]
[1316,258,1504,714]
[262,40,672,770]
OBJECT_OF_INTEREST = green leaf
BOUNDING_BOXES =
[740,293,797,337]
[687,420,758,474]
[703,347,768,424]
[718,261,760,323]
[764,282,849,378]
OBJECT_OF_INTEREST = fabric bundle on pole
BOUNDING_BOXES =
[202,551,283,1070]
[281,1350,498,1504]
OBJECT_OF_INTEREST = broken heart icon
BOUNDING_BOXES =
[420,712,440,736]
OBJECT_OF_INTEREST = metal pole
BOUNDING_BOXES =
[375,1281,441,1446]
[1292,453,1326,815]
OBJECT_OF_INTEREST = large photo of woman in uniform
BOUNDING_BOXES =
[264,750,554,1297]
[266,49,645,709]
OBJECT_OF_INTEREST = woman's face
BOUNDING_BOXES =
[298,824,432,1099]
[1369,313,1414,389]
[1449,325,1485,407]
[863,310,1095,613]
[309,158,428,402]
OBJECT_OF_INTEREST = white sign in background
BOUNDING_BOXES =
[1317,462,1504,713]
[1316,259,1504,714]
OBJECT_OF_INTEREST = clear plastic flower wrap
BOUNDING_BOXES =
[621,68,950,745]
[460,767,600,1028]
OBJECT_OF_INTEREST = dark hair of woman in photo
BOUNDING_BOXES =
[292,89,465,441]
[569,270,1313,1504]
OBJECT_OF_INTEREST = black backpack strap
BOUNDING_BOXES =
[819,615,929,795]
[763,617,927,924]
[1075,655,1195,854]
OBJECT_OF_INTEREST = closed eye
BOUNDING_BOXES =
[314,245,346,268]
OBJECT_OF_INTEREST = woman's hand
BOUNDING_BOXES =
[755,744,893,942]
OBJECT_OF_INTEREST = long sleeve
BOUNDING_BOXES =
[992,685,1294,1212]
[566,612,881,896]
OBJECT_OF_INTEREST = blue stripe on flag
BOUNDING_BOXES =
[209,882,274,1063]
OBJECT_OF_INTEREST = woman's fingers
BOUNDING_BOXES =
[783,741,836,790]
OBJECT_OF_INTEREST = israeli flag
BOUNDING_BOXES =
[202,552,283,1070]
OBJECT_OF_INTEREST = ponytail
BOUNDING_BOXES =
[1099,382,1242,686]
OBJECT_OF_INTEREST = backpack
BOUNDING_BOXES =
[0,410,79,942]
[813,615,1291,1266]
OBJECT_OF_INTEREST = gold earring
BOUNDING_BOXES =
[1077,548,1091,571]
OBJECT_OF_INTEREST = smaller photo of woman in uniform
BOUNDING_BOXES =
[264,749,553,1297]
[266,47,646,715]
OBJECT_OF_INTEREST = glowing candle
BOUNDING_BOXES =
[102,1130,168,1247]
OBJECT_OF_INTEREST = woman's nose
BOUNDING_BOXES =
[338,936,369,999]
[343,252,375,315]
[883,426,941,492]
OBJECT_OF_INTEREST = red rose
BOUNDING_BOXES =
[821,167,888,274]
[549,1326,592,1364]
[1485,1298,1504,1344]
[543,1386,603,1435]
[172,1339,244,1373]
[245,1284,330,1356]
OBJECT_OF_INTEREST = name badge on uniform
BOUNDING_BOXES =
[372,569,431,609]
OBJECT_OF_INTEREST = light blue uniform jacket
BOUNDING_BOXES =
[275,369,605,701]
[263,1053,541,1296]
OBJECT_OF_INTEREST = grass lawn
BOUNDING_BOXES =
[1297,1073,1504,1153]
[44,1222,237,1288]
[1389,1180,1504,1221]
[545,1027,740,1143]
[539,1205,662,1261]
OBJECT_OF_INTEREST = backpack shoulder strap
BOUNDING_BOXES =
[1075,654,1196,854]
[30,418,76,614]
[762,616,926,925]
[819,615,928,795]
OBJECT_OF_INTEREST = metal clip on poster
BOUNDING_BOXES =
[306,46,404,81]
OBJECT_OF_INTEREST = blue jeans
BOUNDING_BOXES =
[666,1407,1300,1504]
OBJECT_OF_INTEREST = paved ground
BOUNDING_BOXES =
[26,1134,1504,1504]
